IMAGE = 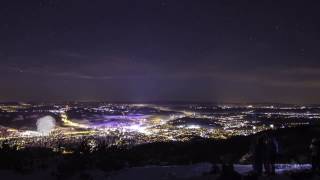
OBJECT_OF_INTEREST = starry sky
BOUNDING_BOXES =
[0,0,320,104]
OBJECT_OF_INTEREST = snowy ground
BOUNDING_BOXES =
[0,163,312,180]
[106,163,311,180]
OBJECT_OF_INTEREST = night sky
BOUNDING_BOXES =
[0,0,320,104]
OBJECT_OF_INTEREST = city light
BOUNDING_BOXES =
[0,103,319,150]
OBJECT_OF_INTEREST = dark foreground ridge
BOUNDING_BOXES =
[1,125,320,179]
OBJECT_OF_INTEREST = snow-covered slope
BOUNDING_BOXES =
[107,163,311,180]
[0,163,313,180]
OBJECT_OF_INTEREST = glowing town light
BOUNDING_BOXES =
[186,125,201,129]
[127,124,143,131]
[36,116,56,135]
[127,124,152,135]
[270,124,274,129]
[87,139,97,152]
[20,130,41,137]
[252,126,256,130]
[60,112,89,129]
